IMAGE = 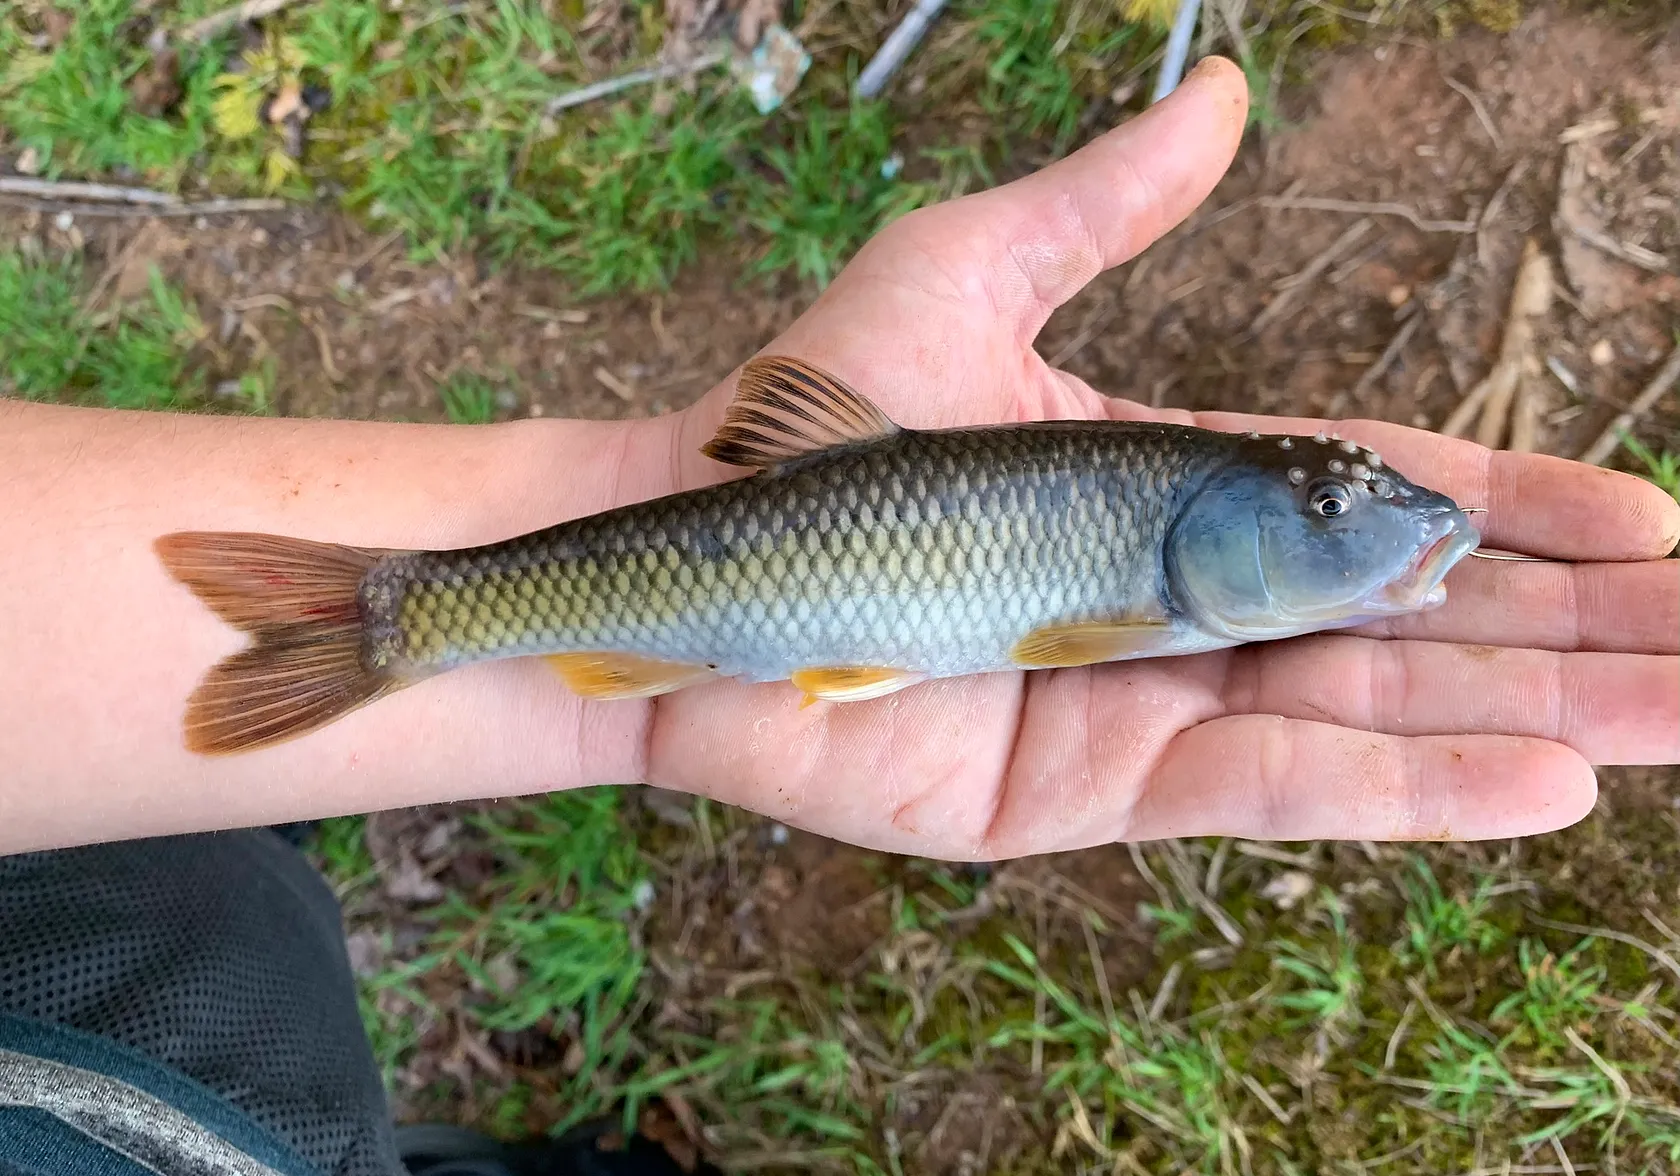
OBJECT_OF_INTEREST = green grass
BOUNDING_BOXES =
[0,243,277,411]
[1622,432,1680,501]
[438,370,499,424]
[0,244,206,408]
[306,793,1680,1174]
[0,0,223,185]
[312,790,652,1133]
[1,0,1542,300]
[969,0,1151,154]
[1,0,937,295]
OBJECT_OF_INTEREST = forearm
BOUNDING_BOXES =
[0,398,671,852]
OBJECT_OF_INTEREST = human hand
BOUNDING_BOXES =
[619,56,1680,857]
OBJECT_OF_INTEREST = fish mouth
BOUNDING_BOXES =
[1380,514,1480,610]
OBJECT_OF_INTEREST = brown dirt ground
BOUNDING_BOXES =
[7,8,1679,453]
[5,5,1679,1171]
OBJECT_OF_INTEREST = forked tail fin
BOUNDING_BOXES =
[154,531,405,755]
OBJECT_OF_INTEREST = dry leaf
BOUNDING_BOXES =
[264,80,304,125]
[733,0,780,49]
[40,6,74,47]
[129,47,183,118]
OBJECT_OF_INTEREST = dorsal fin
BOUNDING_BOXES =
[700,355,900,470]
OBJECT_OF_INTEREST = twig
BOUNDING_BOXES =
[545,48,730,113]
[1578,342,1680,466]
[1569,221,1672,274]
[0,177,178,206]
[1232,841,1318,868]
[855,0,947,100]
[1643,907,1680,948]
[1159,840,1244,946]
[1080,915,1119,1037]
[1248,217,1373,335]
[1202,836,1230,895]
[1354,1138,1427,1171]
[1331,312,1421,415]
[1444,76,1502,148]
[1550,1135,1578,1176]
[593,366,638,402]
[1240,1073,1293,1125]
[1564,1026,1633,1105]
[1560,116,1619,144]
[1147,959,1184,1022]
[1127,842,1174,912]
[1384,999,1419,1070]
[1529,915,1680,985]
[1260,195,1477,234]
[1505,251,1555,454]
[0,195,286,218]
[1440,238,1552,449]
[1557,136,1673,285]
[1477,159,1528,270]
[181,0,311,43]
[303,310,342,382]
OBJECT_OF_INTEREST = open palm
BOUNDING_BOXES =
[600,58,1679,858]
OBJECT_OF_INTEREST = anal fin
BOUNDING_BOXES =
[544,652,717,700]
[790,666,922,708]
[1009,619,1174,669]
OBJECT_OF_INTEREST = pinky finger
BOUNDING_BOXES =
[1125,716,1598,842]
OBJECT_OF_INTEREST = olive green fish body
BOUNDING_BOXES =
[362,423,1239,684]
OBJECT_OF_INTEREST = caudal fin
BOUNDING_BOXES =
[154,531,403,755]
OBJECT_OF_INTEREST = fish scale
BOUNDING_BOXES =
[365,423,1229,681]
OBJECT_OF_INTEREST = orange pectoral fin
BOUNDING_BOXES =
[543,653,717,700]
[1009,619,1174,669]
[789,666,923,707]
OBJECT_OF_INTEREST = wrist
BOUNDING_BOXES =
[0,402,680,851]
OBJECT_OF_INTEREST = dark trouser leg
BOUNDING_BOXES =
[0,829,405,1176]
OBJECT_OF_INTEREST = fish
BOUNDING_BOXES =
[155,355,1483,756]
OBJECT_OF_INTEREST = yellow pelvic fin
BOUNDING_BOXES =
[700,355,900,470]
[543,652,717,700]
[1009,619,1174,668]
[790,666,923,708]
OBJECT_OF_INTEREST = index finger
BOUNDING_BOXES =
[1113,402,1680,562]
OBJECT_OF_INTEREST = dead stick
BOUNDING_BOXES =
[0,195,287,218]
[1578,343,1680,466]
[545,48,730,114]
[1248,218,1372,336]
[1439,375,1493,439]
[181,0,309,42]
[1443,239,1552,445]
[1480,240,1552,451]
[1337,313,1421,413]
[1258,196,1476,235]
[0,177,180,206]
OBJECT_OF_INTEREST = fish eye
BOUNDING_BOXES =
[1307,479,1352,518]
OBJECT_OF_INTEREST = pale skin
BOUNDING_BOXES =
[2,57,1677,857]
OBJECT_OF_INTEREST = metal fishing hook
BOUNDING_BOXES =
[1458,507,1557,561]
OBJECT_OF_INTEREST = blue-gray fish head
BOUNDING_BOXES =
[1165,430,1483,641]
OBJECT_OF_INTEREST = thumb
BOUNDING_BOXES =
[962,55,1249,343]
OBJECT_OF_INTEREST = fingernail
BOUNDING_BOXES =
[1183,56,1222,86]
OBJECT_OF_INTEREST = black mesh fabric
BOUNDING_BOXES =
[0,829,404,1176]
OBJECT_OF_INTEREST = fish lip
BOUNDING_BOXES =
[1380,513,1479,609]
